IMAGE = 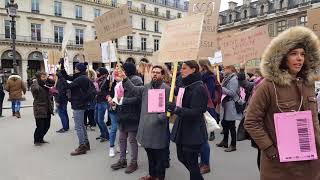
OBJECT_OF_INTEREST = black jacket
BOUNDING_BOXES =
[61,70,91,110]
[171,72,208,145]
[96,76,110,103]
[55,76,68,104]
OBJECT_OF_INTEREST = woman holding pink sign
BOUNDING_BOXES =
[244,26,320,180]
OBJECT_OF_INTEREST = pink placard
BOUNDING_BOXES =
[240,87,246,101]
[148,89,166,113]
[176,88,185,108]
[274,110,318,162]
[221,94,226,103]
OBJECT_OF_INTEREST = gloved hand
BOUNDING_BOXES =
[58,58,65,69]
[166,102,176,113]
[38,80,45,87]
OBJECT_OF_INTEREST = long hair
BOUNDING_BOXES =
[184,60,200,73]
[87,69,97,81]
[199,60,214,74]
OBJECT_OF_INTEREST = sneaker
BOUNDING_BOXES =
[70,145,87,156]
[109,147,115,157]
[56,128,67,133]
[200,164,211,174]
[125,162,138,174]
[15,112,21,118]
[224,145,237,152]
[96,136,102,140]
[111,159,127,170]
[100,137,109,143]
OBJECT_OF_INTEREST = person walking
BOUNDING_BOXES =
[55,72,70,133]
[110,62,143,174]
[60,62,94,156]
[216,65,243,152]
[5,73,26,118]
[85,69,97,131]
[244,27,320,180]
[31,72,54,146]
[0,81,5,117]
[121,65,170,180]
[167,60,208,180]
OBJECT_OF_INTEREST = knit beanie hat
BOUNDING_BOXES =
[122,62,137,77]
[97,67,109,76]
[75,62,88,72]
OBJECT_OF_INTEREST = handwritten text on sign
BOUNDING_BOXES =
[94,5,132,42]
[220,25,271,66]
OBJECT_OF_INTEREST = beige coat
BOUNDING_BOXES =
[5,75,26,101]
[245,26,320,180]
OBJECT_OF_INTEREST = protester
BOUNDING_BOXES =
[5,73,26,118]
[121,65,170,180]
[216,65,243,152]
[111,62,143,174]
[245,26,320,180]
[84,69,97,131]
[31,72,54,146]
[0,81,4,117]
[60,62,94,156]
[168,60,208,180]
[198,59,217,174]
[55,71,70,133]
[95,67,110,142]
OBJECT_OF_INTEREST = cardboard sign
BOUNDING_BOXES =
[188,0,221,60]
[307,7,320,37]
[176,88,185,107]
[148,89,166,113]
[208,50,222,65]
[220,25,271,66]
[274,111,318,162]
[83,40,101,62]
[158,13,204,63]
[101,41,117,63]
[94,5,132,42]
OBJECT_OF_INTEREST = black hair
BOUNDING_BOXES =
[183,60,200,73]
[35,71,47,79]
[152,65,165,75]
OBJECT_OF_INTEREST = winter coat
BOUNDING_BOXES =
[55,76,68,104]
[220,73,243,121]
[61,70,92,110]
[202,72,216,108]
[244,26,320,180]
[96,76,110,103]
[123,79,170,149]
[5,75,26,101]
[117,75,143,131]
[31,80,54,119]
[171,72,208,145]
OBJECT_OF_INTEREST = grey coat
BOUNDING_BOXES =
[123,79,170,149]
[220,74,243,121]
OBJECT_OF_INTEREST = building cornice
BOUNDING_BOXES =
[51,20,68,24]
[27,17,45,21]
[72,23,87,27]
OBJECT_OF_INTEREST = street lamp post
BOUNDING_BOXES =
[6,0,18,74]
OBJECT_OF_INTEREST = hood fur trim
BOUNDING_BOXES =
[260,26,320,86]
[8,75,21,80]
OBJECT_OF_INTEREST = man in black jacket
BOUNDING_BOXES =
[55,73,69,133]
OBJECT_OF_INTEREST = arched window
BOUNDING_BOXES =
[260,5,264,15]
[244,9,247,19]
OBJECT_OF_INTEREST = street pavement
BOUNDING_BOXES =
[0,91,259,180]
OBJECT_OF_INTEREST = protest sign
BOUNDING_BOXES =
[307,7,320,37]
[101,41,117,63]
[188,0,221,59]
[158,13,204,63]
[219,25,271,66]
[94,5,132,42]
[83,40,101,62]
[208,50,222,65]
[148,89,166,113]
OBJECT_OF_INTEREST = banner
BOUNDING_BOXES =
[94,4,132,42]
[188,0,221,60]
[158,13,204,63]
[101,41,117,63]
[307,7,320,37]
[83,40,101,62]
[220,25,271,66]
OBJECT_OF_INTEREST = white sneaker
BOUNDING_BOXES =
[109,147,115,157]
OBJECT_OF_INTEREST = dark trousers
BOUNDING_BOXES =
[257,149,261,170]
[145,148,167,179]
[84,109,96,127]
[222,120,237,146]
[34,116,51,143]
[0,92,4,116]
[176,144,204,180]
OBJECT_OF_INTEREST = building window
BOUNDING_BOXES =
[141,38,147,51]
[113,39,118,48]
[177,13,181,18]
[75,29,84,45]
[163,0,167,5]
[5,20,11,39]
[154,21,159,32]
[154,7,159,16]
[277,20,287,34]
[54,26,64,43]
[243,10,248,19]
[229,14,233,23]
[31,0,40,13]
[111,0,117,7]
[129,16,133,25]
[127,1,132,9]
[31,23,41,41]
[268,23,275,37]
[54,1,62,16]
[75,5,82,19]
[5,0,9,7]
[141,18,146,30]
[127,36,133,50]
[94,8,101,17]
[299,16,307,26]
[154,39,159,51]
[166,10,170,19]
[141,4,146,13]
[260,5,264,16]
[280,0,284,9]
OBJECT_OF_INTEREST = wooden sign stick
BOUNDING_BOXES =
[167,62,178,117]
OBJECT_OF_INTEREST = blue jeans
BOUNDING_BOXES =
[200,141,210,165]
[95,102,109,139]
[11,100,21,113]
[73,110,89,145]
[57,102,69,130]
[109,111,118,147]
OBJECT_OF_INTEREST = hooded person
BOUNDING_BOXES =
[244,26,320,180]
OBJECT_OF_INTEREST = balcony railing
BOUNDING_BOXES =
[129,6,177,19]
[117,45,154,53]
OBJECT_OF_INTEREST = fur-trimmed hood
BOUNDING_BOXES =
[260,26,320,86]
[8,75,21,81]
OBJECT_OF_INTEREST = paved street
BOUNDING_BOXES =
[0,91,259,180]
